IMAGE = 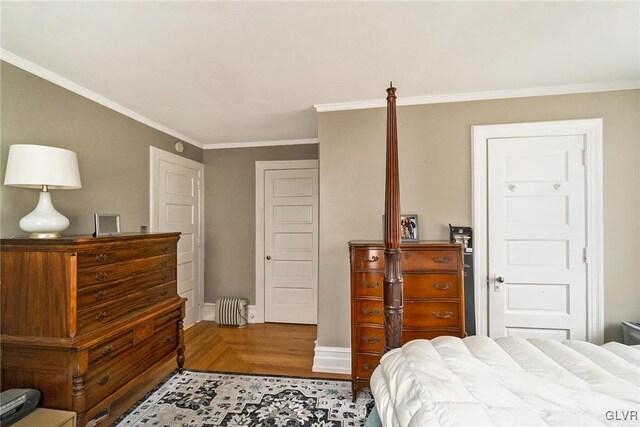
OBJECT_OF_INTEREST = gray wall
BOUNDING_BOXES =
[318,90,640,347]
[204,144,318,303]
[1,62,203,237]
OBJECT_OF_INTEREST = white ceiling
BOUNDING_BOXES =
[2,1,638,148]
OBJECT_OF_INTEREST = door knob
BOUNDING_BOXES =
[496,276,505,283]
[266,255,272,260]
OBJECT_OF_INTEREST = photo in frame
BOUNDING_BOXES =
[383,214,419,242]
[93,213,121,236]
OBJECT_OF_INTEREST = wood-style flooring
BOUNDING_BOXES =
[102,321,348,425]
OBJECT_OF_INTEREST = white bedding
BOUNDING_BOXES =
[370,336,640,426]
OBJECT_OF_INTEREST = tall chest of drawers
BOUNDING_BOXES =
[1,233,185,426]
[349,241,465,397]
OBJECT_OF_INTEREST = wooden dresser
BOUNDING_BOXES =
[349,241,465,397]
[1,233,185,426]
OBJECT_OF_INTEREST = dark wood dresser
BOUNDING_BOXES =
[1,233,185,426]
[349,241,465,397]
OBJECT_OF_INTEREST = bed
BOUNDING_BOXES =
[370,85,640,426]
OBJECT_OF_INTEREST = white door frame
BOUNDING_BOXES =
[255,159,319,323]
[472,119,604,343]
[150,146,205,323]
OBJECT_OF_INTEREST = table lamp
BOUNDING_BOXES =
[4,144,82,238]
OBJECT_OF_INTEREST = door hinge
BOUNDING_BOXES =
[583,247,589,264]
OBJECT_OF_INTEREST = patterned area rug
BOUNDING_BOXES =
[113,370,374,426]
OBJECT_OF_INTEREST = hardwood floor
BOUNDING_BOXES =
[102,321,348,425]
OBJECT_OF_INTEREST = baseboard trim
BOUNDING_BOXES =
[312,345,351,375]
[201,302,259,324]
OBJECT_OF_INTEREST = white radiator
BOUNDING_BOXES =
[215,297,248,327]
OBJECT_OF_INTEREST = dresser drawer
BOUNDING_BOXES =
[355,300,383,325]
[352,272,383,297]
[77,239,177,268]
[355,326,385,353]
[404,301,460,328]
[402,329,463,341]
[401,249,460,271]
[77,255,175,288]
[404,273,460,299]
[354,354,381,380]
[353,249,384,270]
[88,330,133,365]
[78,282,177,332]
[77,269,176,309]
[154,307,182,329]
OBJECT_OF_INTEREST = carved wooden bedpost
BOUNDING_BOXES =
[383,83,403,352]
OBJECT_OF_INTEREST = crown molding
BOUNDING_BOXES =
[314,80,640,112]
[203,138,318,150]
[1,49,204,149]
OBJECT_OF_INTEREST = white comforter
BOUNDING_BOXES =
[370,336,640,426]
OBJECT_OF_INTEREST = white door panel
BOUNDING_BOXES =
[488,135,586,340]
[152,149,203,328]
[264,168,318,324]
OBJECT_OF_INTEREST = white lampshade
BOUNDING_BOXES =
[4,144,81,189]
[4,144,82,238]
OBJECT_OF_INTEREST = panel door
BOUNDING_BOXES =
[157,158,201,327]
[264,168,318,324]
[488,135,587,340]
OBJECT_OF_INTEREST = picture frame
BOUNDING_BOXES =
[400,214,419,241]
[93,213,121,236]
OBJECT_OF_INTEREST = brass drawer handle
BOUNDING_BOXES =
[362,363,376,372]
[161,261,168,267]
[98,373,110,386]
[161,274,169,281]
[160,247,168,253]
[163,337,172,344]
[362,255,380,263]
[361,336,381,345]
[95,272,108,281]
[95,290,107,301]
[102,345,114,356]
[433,310,453,319]
[432,282,452,290]
[96,253,108,263]
[95,311,108,321]
[361,280,380,289]
[432,256,451,264]
[361,308,381,316]
[161,290,168,297]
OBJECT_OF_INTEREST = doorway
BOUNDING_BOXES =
[255,160,319,324]
[472,119,604,343]
[150,146,204,327]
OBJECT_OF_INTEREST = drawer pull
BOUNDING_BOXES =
[96,253,108,263]
[361,336,381,345]
[362,363,376,372]
[161,261,168,267]
[95,272,108,281]
[361,308,381,316]
[95,311,108,321]
[362,255,380,263]
[161,274,169,281]
[361,280,380,289]
[432,282,452,290]
[160,247,168,253]
[161,290,168,296]
[102,345,114,356]
[163,337,173,344]
[95,290,107,301]
[433,310,453,319]
[432,256,451,264]
[98,373,110,386]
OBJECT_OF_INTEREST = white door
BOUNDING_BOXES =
[151,147,204,327]
[488,135,587,340]
[264,168,318,324]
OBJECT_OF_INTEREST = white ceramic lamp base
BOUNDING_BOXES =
[19,191,70,238]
